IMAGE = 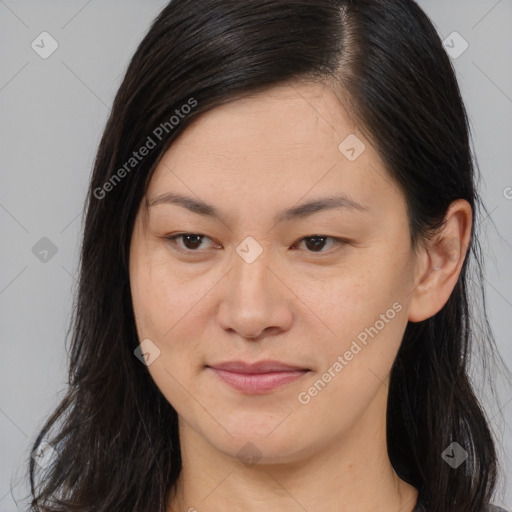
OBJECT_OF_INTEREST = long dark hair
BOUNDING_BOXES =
[25,1,508,510]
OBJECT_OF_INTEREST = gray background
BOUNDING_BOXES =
[0,0,511,510]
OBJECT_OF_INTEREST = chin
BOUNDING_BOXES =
[205,418,314,466]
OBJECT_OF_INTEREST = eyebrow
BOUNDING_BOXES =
[147,191,369,224]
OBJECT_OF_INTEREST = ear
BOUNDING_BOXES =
[408,199,472,323]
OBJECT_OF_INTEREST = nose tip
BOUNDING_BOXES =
[216,271,294,342]
[239,325,281,341]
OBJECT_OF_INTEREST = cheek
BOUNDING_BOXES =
[299,252,410,377]
[292,276,408,431]
[300,257,404,327]
[130,242,225,398]
[130,248,210,414]
[131,239,202,334]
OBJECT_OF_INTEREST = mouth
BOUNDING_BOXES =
[206,360,311,394]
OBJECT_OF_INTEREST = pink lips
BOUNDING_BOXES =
[207,360,310,394]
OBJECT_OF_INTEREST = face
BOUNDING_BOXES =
[129,81,421,464]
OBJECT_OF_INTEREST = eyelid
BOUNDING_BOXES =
[292,235,347,254]
[165,233,219,253]
[165,233,349,255]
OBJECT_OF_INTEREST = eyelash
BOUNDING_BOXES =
[164,233,348,256]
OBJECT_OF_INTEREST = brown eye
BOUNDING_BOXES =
[165,233,346,256]
[166,233,216,252]
[293,235,345,254]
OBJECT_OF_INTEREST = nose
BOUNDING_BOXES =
[216,250,294,341]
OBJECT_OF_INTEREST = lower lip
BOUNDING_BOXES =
[209,368,309,394]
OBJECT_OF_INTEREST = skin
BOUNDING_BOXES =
[129,81,472,512]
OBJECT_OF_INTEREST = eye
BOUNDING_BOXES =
[165,233,347,255]
[165,233,219,253]
[292,235,346,254]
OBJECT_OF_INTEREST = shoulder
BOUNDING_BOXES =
[487,506,509,512]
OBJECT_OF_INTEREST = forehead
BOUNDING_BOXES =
[162,82,355,165]
[145,81,403,224]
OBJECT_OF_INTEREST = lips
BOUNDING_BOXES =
[207,360,310,394]
[209,360,309,374]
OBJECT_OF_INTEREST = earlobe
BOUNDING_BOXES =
[407,199,472,323]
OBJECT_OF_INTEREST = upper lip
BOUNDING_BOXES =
[208,360,309,374]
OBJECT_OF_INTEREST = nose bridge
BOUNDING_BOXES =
[230,240,275,306]
[216,240,292,339]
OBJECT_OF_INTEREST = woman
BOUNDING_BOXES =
[27,1,510,511]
